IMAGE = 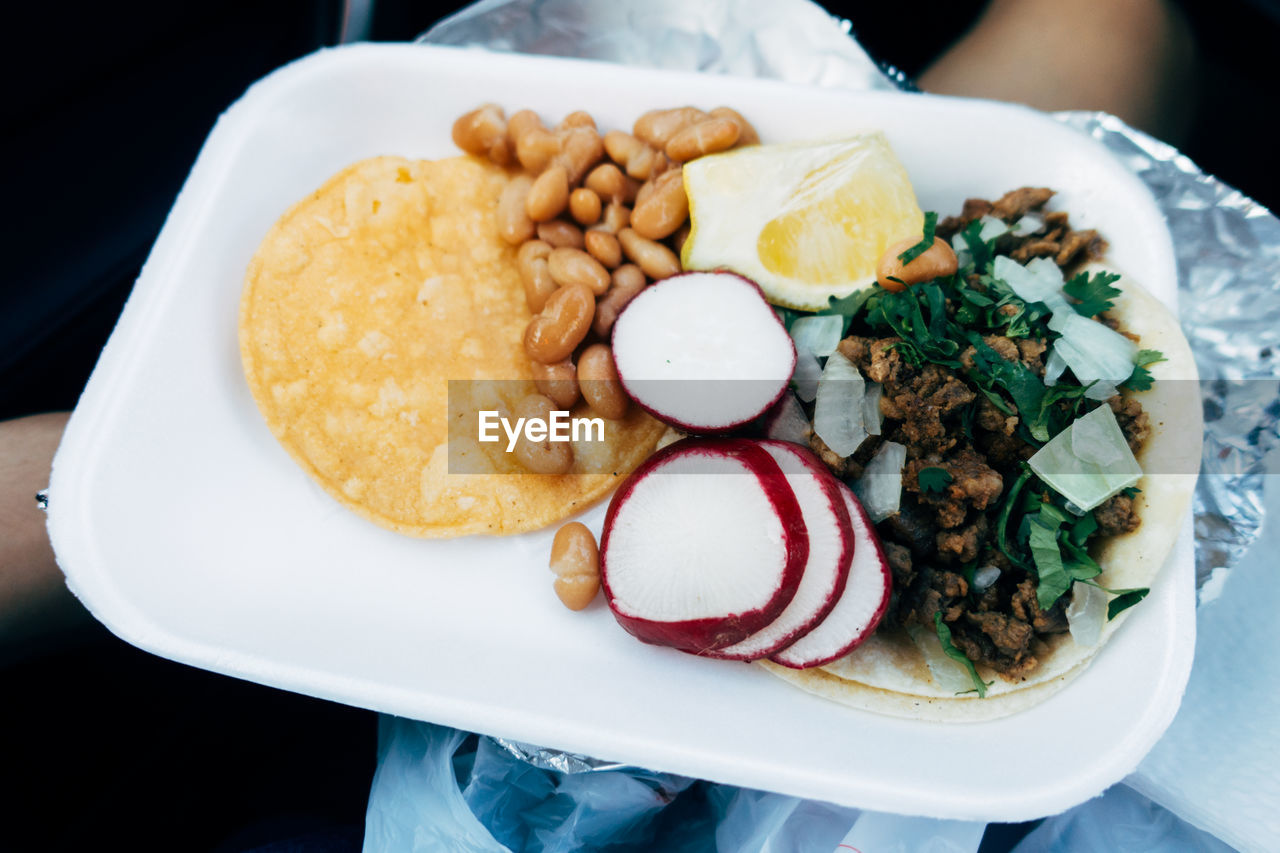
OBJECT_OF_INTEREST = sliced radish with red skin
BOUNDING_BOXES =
[705,441,852,661]
[600,437,808,653]
[762,391,811,447]
[610,271,796,434]
[769,481,891,669]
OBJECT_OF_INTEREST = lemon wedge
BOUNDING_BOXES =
[681,133,923,311]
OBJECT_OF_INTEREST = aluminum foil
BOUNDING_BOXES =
[422,0,1280,766]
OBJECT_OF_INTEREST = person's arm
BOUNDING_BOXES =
[918,0,1196,143]
[0,412,91,663]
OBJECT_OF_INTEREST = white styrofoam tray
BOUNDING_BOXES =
[47,44,1193,821]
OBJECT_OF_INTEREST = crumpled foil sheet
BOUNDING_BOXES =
[1053,112,1280,590]
[422,0,1280,767]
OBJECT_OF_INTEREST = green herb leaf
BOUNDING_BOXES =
[1107,588,1150,620]
[996,467,1033,569]
[772,306,804,332]
[933,612,991,698]
[1064,270,1122,318]
[918,466,954,494]
[965,333,1048,439]
[960,220,995,274]
[897,212,939,266]
[1122,349,1165,392]
[1029,507,1069,610]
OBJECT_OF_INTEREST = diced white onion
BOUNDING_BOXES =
[1050,312,1137,400]
[973,565,1002,591]
[792,347,822,403]
[994,256,1070,317]
[863,382,884,436]
[978,215,1010,241]
[951,233,972,269]
[1067,582,1107,647]
[1072,410,1124,465]
[1012,214,1044,236]
[1044,347,1068,386]
[907,625,977,693]
[813,351,868,457]
[765,392,812,446]
[789,315,844,358]
[1028,404,1142,511]
[852,440,907,522]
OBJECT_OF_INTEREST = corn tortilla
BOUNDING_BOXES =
[240,155,666,536]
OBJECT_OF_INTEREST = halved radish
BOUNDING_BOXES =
[705,441,852,661]
[762,391,812,446]
[770,481,892,669]
[610,271,796,433]
[600,437,808,653]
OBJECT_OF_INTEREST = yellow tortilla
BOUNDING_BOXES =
[760,266,1201,720]
[240,155,666,536]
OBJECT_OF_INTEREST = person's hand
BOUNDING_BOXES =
[0,412,91,664]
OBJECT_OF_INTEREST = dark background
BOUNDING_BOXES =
[4,1,1276,849]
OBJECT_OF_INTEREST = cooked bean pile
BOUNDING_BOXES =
[452,103,759,474]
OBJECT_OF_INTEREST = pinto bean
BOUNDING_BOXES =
[549,522,600,610]
[452,103,510,165]
[618,228,681,280]
[536,220,585,250]
[577,344,629,420]
[584,230,622,268]
[531,358,580,409]
[592,264,647,337]
[633,106,709,149]
[517,240,557,312]
[526,166,570,222]
[629,168,687,240]
[709,106,759,146]
[665,117,740,162]
[512,393,574,475]
[524,283,594,364]
[497,174,536,245]
[875,237,959,291]
[547,248,611,295]
[569,187,602,226]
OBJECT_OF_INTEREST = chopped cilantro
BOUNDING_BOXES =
[996,467,1033,569]
[897,212,939,266]
[918,466,954,494]
[1081,579,1152,620]
[1064,270,1122,318]
[1107,588,1150,619]
[959,219,995,274]
[933,612,992,697]
[1122,349,1165,392]
[1029,505,1071,610]
[965,333,1048,440]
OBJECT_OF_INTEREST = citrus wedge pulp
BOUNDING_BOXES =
[681,133,923,311]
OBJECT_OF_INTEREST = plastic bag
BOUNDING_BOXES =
[364,717,989,853]
[1012,785,1236,853]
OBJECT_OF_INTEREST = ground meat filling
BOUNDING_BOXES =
[822,189,1149,682]
[937,186,1108,271]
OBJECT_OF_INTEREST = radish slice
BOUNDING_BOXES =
[611,271,796,433]
[600,438,808,653]
[770,481,891,669]
[706,441,852,661]
[762,391,811,446]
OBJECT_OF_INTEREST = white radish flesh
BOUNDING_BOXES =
[599,438,808,653]
[707,441,852,661]
[611,271,796,433]
[770,482,892,669]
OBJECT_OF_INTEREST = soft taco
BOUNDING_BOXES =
[761,188,1200,721]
